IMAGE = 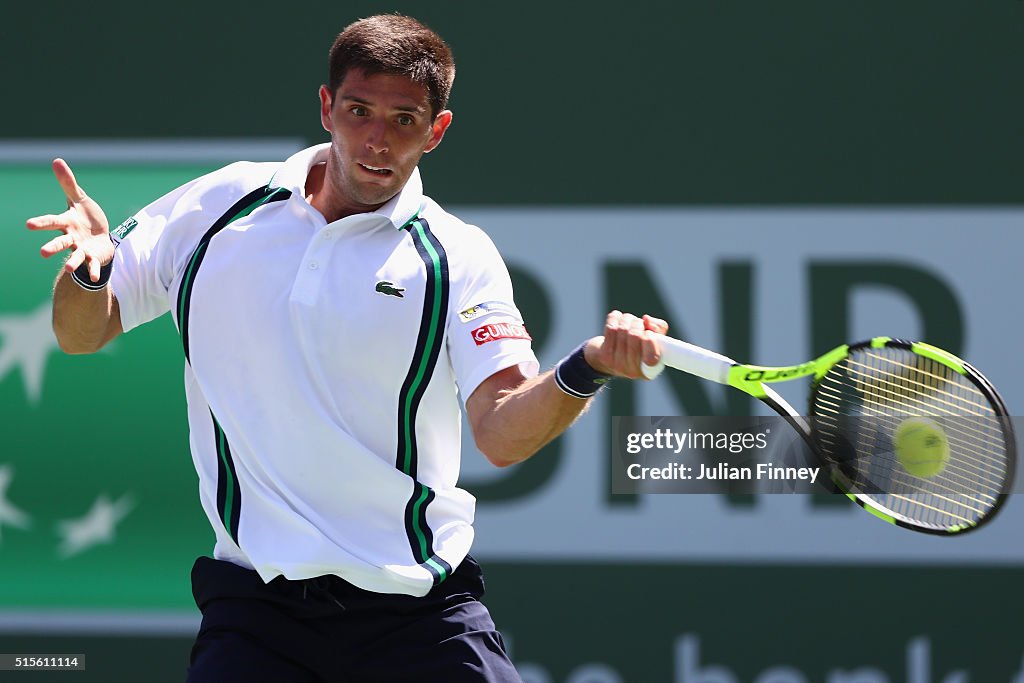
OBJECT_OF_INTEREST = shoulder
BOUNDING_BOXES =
[417,198,504,266]
[415,200,517,308]
[177,161,284,213]
[120,161,286,260]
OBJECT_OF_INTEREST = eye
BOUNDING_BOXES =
[397,114,415,126]
[350,106,368,117]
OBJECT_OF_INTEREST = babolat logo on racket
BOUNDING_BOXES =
[744,362,816,382]
[110,217,138,245]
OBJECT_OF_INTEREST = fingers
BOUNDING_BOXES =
[643,314,669,336]
[60,233,114,279]
[29,209,82,260]
[601,311,625,371]
[64,247,87,273]
[26,212,72,231]
[620,314,646,369]
[639,317,666,378]
[52,158,87,205]
[40,233,76,258]
[597,310,661,379]
[641,315,669,367]
[592,311,670,379]
[64,249,102,282]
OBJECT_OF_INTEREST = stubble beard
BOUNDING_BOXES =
[330,145,400,211]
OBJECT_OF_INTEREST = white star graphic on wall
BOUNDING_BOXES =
[56,493,135,558]
[0,302,62,405]
[0,465,31,542]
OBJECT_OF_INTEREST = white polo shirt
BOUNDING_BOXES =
[110,144,538,596]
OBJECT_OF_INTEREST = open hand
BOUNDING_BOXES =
[26,159,113,283]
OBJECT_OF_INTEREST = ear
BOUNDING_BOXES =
[423,110,453,154]
[319,85,334,133]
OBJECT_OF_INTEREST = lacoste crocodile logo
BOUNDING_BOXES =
[375,281,405,298]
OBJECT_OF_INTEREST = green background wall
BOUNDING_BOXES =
[2,0,1022,204]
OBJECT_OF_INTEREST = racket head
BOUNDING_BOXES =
[807,338,1015,535]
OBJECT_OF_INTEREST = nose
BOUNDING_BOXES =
[366,121,389,155]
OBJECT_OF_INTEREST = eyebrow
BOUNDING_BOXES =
[340,95,426,114]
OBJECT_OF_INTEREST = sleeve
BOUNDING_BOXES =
[109,164,249,332]
[446,229,540,402]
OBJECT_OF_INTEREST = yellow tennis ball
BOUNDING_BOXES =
[894,417,950,478]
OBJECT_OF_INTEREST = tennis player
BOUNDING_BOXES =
[27,14,666,682]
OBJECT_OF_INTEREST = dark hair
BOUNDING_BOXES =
[328,15,455,117]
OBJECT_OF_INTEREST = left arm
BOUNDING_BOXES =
[467,312,667,467]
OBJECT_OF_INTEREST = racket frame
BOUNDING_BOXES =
[652,334,1015,535]
[809,338,1015,536]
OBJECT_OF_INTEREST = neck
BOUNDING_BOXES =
[305,160,386,223]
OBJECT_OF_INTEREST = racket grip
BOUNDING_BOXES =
[643,334,736,385]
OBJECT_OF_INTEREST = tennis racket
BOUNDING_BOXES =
[642,335,1015,535]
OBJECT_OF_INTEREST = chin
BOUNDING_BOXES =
[355,190,395,207]
[358,183,400,205]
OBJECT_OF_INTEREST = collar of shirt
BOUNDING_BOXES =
[271,143,423,230]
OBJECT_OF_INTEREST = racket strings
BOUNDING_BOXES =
[818,358,1007,490]
[809,346,1009,530]
[815,380,1007,477]
[843,356,997,419]
[853,353,1007,471]
[814,426,1003,496]
[833,422,998,506]
[852,353,994,414]
[815,419,999,509]
[817,400,1003,524]
[814,378,1007,486]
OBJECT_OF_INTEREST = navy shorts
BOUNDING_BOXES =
[187,555,522,683]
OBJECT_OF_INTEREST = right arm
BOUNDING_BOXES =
[467,312,668,467]
[27,159,123,354]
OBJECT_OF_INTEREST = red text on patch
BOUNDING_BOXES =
[471,322,532,346]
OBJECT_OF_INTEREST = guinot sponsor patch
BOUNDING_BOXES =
[471,322,532,345]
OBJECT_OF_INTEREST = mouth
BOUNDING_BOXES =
[358,163,393,177]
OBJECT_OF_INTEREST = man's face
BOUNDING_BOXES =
[319,69,452,212]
